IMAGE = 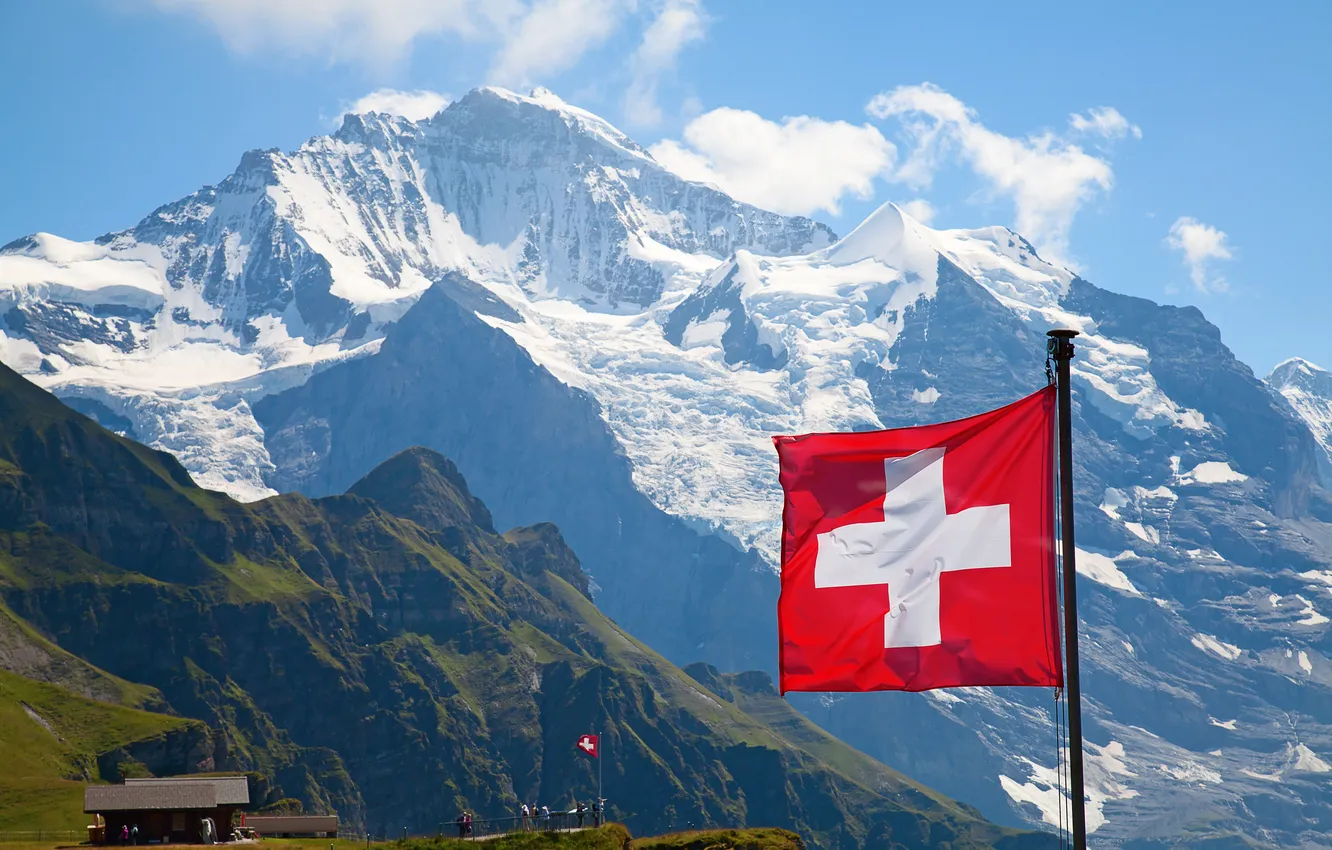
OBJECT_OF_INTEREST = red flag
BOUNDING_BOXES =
[576,734,599,758]
[774,387,1061,694]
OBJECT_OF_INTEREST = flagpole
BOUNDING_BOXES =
[1048,328,1087,850]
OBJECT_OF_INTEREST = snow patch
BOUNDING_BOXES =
[1292,743,1331,773]
[1099,487,1128,520]
[1294,595,1329,626]
[1075,548,1140,596]
[1179,461,1248,485]
[1210,718,1238,730]
[911,386,940,404]
[999,740,1138,834]
[1124,522,1160,544]
[1191,634,1242,661]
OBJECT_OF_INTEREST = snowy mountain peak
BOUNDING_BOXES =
[1270,357,1332,476]
[334,110,421,145]
[1271,356,1331,388]
[442,85,653,164]
[817,201,937,273]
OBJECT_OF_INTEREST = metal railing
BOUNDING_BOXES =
[349,812,607,843]
[0,830,86,843]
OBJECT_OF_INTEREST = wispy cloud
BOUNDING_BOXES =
[897,199,936,225]
[346,89,452,121]
[649,108,895,217]
[866,83,1139,264]
[146,0,709,122]
[487,0,630,88]
[1069,107,1142,140]
[623,0,706,127]
[1167,216,1233,293]
[146,0,499,64]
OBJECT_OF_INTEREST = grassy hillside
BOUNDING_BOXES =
[632,828,804,850]
[0,363,1052,849]
[0,668,198,829]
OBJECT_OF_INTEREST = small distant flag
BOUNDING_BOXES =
[575,734,599,758]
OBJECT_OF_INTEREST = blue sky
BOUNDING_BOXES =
[2,0,1329,373]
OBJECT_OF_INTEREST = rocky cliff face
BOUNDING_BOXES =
[0,363,1046,849]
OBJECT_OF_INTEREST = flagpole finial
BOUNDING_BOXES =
[1047,329,1078,363]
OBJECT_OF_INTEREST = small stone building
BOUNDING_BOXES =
[85,776,250,844]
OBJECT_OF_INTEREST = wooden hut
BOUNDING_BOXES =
[85,776,250,844]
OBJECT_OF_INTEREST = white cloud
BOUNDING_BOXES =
[1070,107,1142,140]
[146,0,714,128]
[649,108,896,217]
[147,0,504,63]
[1167,216,1233,293]
[623,0,706,127]
[487,0,631,88]
[898,199,936,225]
[866,83,1135,264]
[347,89,452,121]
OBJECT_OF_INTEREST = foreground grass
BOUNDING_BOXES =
[264,827,632,850]
[631,829,803,850]
[0,825,804,850]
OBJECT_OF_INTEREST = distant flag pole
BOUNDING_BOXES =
[1048,328,1088,850]
[576,733,601,819]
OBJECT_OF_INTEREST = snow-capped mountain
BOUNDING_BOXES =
[1270,357,1332,481]
[0,86,830,499]
[5,86,1332,847]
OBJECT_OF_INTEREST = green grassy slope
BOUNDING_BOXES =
[0,363,1052,850]
[0,668,196,829]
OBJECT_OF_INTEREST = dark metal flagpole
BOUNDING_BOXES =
[1047,328,1087,850]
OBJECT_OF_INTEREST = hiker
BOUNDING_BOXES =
[464,812,473,838]
[456,813,466,838]
[521,802,530,831]
[592,800,601,826]
[121,825,130,844]
[576,802,586,828]
[130,825,139,845]
[540,804,550,827]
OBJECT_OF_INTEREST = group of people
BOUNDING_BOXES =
[454,812,474,838]
[116,825,140,845]
[518,802,549,830]
[573,800,604,828]
[518,799,605,830]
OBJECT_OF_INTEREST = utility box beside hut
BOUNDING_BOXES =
[85,776,250,844]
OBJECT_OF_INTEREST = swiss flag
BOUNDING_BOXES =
[576,734,599,758]
[774,387,1061,693]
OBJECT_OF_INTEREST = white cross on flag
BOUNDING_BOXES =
[774,387,1062,693]
[576,734,599,758]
